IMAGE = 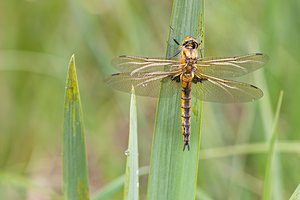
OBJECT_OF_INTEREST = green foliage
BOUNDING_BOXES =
[0,171,62,200]
[92,167,148,200]
[63,55,90,200]
[124,89,139,200]
[147,1,203,200]
[262,91,284,200]
[0,0,300,199]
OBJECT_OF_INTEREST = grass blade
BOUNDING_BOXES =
[147,0,204,199]
[92,175,125,200]
[124,88,139,200]
[63,55,90,200]
[262,90,284,200]
[0,171,62,200]
[92,166,148,200]
[289,184,300,200]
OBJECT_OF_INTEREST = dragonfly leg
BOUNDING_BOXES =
[170,49,182,58]
[166,39,181,58]
[166,42,181,58]
[169,26,180,46]
[197,31,204,58]
[199,47,204,58]
[168,75,181,82]
[166,40,173,57]
[192,76,207,83]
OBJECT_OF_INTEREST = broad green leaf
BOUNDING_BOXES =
[289,184,300,200]
[124,88,139,200]
[147,0,204,200]
[63,55,90,200]
[262,90,284,200]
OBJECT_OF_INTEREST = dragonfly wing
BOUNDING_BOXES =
[196,53,268,78]
[112,55,182,73]
[192,71,263,103]
[104,71,181,97]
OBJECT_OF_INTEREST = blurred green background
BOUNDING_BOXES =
[0,0,299,199]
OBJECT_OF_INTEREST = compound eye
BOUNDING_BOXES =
[182,41,188,46]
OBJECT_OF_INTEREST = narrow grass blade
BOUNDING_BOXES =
[147,0,204,200]
[92,175,125,200]
[198,141,300,159]
[63,55,90,200]
[124,87,139,200]
[262,90,284,200]
[92,166,148,200]
[0,171,62,200]
[289,184,300,200]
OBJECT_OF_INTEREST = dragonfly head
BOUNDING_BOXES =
[182,37,199,50]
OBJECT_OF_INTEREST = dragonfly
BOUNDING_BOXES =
[104,34,268,151]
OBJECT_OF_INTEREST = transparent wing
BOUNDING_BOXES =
[196,53,268,78]
[192,70,263,103]
[112,55,183,73]
[104,70,182,97]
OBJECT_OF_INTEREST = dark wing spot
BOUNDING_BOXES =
[255,53,263,55]
[111,73,120,76]
[250,84,258,89]
[119,55,126,57]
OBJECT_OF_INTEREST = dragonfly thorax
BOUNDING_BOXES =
[181,71,194,82]
[181,48,198,67]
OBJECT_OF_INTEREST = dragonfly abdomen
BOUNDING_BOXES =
[181,76,192,151]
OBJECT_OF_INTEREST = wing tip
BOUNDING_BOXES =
[250,84,264,101]
[255,53,269,61]
[111,55,128,66]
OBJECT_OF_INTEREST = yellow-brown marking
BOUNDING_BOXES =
[178,37,199,151]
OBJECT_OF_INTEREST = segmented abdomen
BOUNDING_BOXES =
[181,76,192,151]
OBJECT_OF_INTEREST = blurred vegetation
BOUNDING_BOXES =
[0,0,299,199]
